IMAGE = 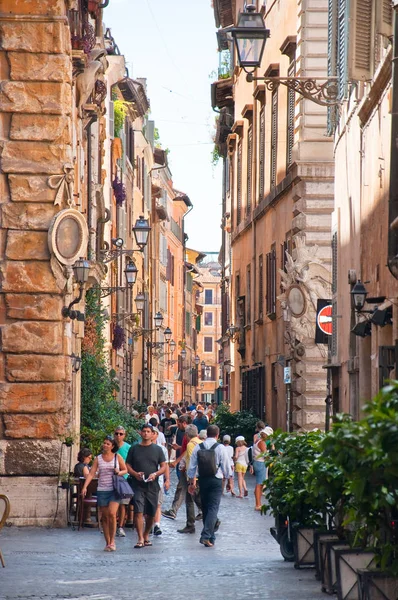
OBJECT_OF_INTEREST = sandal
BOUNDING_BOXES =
[108,543,116,551]
[134,541,144,548]
[104,545,113,552]
[143,540,152,546]
[231,491,236,497]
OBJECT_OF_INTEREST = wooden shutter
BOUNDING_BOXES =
[259,106,265,202]
[376,0,393,37]
[258,254,263,319]
[348,0,373,82]
[246,263,251,324]
[270,90,278,189]
[237,140,242,224]
[337,0,349,98]
[266,248,276,317]
[247,125,253,215]
[166,248,171,281]
[327,0,338,134]
[286,61,295,168]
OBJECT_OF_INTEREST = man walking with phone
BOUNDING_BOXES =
[187,424,232,547]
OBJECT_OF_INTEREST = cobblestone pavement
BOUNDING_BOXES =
[0,476,325,600]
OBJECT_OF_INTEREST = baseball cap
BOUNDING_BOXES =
[235,435,245,443]
[223,434,231,443]
[196,405,204,412]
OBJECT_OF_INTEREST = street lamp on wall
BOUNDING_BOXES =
[71,353,82,373]
[180,349,187,360]
[230,5,339,107]
[97,259,138,298]
[132,215,151,250]
[350,280,368,312]
[230,4,269,72]
[61,258,90,319]
[134,291,146,312]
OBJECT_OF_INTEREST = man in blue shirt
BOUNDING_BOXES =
[188,424,232,547]
[193,406,208,432]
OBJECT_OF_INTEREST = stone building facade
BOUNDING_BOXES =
[0,0,110,524]
[212,0,334,430]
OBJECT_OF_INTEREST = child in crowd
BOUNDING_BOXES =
[234,436,249,498]
[222,435,235,496]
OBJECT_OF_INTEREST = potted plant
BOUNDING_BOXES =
[59,472,73,490]
[322,384,398,600]
[264,430,326,568]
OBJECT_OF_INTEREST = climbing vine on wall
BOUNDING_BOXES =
[80,288,141,453]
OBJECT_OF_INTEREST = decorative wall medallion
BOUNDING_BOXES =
[286,284,306,317]
[48,209,88,266]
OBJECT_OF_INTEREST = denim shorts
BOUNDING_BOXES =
[96,490,120,507]
[253,461,267,485]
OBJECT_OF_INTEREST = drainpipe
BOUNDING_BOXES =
[387,3,398,279]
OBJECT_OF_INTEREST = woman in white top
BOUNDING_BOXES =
[82,435,127,552]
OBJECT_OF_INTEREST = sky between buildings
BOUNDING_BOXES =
[105,0,223,253]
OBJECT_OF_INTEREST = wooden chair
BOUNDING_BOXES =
[77,478,98,531]
[0,494,10,567]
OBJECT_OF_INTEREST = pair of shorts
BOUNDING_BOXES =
[253,460,267,485]
[120,497,131,505]
[235,463,247,474]
[131,483,159,517]
[96,490,120,507]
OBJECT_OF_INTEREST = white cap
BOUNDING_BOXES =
[235,435,245,443]
[223,434,231,443]
[260,426,274,436]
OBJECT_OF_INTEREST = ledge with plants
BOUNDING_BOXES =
[263,382,398,599]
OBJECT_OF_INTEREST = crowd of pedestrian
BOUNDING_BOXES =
[77,400,273,551]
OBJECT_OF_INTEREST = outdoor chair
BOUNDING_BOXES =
[0,494,11,567]
[77,478,98,531]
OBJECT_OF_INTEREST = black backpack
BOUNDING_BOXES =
[197,442,219,477]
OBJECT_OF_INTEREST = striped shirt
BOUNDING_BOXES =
[97,454,116,491]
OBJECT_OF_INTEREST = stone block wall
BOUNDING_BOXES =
[0,0,74,525]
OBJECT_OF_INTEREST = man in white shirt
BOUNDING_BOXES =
[187,424,232,547]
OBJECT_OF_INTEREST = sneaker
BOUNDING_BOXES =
[177,526,195,534]
[195,513,203,521]
[153,525,162,536]
[161,509,176,520]
[117,527,126,537]
[214,519,221,532]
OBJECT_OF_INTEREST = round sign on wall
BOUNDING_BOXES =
[317,304,333,335]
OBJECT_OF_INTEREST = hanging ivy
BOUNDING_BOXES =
[81,289,141,454]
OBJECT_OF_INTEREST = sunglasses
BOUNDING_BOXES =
[114,432,125,436]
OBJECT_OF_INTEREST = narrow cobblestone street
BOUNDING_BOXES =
[0,477,325,600]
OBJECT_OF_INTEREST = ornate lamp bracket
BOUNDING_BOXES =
[246,75,340,107]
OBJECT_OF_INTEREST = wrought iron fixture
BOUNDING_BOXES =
[147,326,173,349]
[62,258,90,319]
[350,280,368,312]
[131,312,166,340]
[230,5,339,107]
[98,260,138,298]
[71,353,82,373]
[226,324,240,343]
[180,349,187,360]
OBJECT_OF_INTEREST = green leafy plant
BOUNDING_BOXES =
[80,289,142,456]
[322,384,398,574]
[214,403,259,444]
[264,430,326,527]
[113,100,130,138]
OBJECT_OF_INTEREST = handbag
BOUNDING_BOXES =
[112,455,134,499]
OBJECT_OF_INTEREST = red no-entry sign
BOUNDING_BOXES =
[317,304,333,335]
